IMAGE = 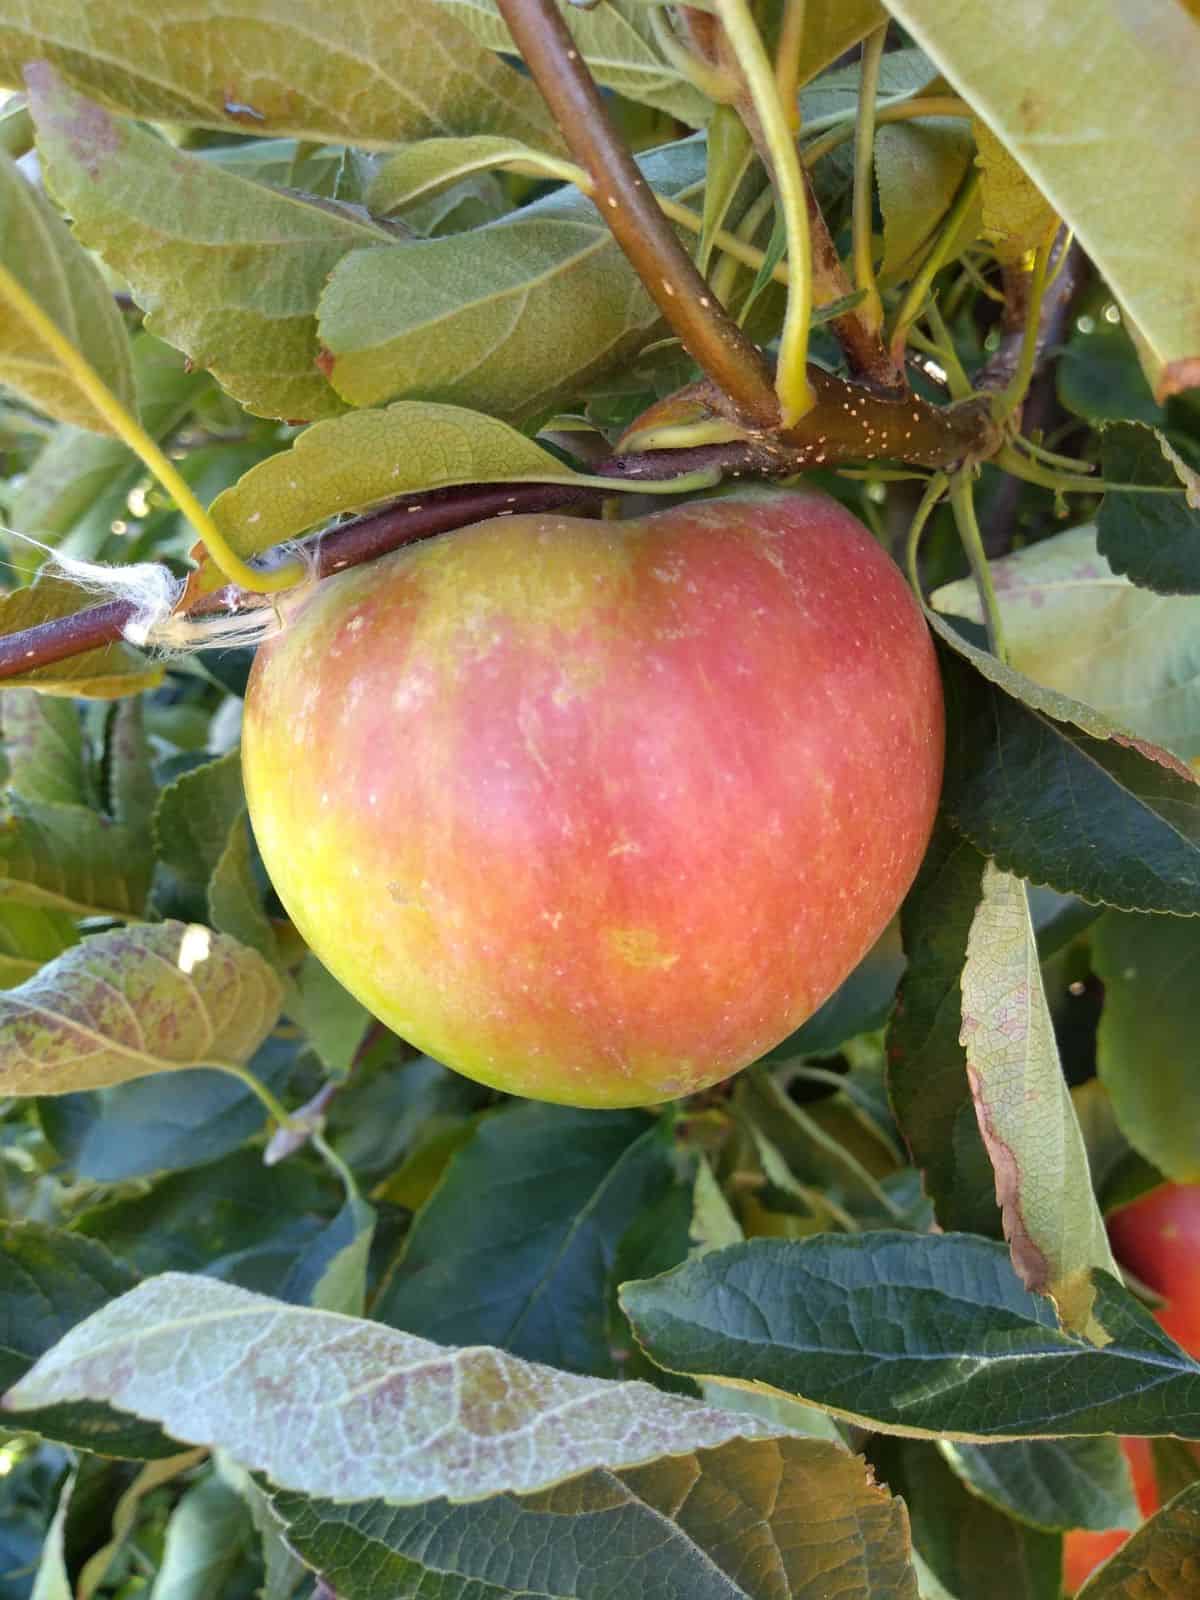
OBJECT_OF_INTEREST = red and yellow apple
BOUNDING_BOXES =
[242,489,943,1106]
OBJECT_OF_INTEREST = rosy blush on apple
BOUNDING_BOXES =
[243,490,944,1106]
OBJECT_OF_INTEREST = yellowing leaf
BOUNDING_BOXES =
[0,921,283,1095]
[0,0,561,151]
[883,0,1200,399]
[960,863,1119,1339]
[0,577,161,700]
[0,149,133,432]
[973,118,1056,262]
[210,402,578,556]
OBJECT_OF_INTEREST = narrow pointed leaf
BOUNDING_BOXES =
[881,0,1200,400]
[620,1233,1200,1442]
[0,148,133,431]
[960,863,1119,1337]
[886,817,1000,1236]
[27,64,388,421]
[2,1272,801,1503]
[369,135,577,216]
[0,0,561,151]
[274,1430,919,1600]
[0,920,283,1095]
[209,402,578,558]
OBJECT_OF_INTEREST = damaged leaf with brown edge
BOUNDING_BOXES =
[960,862,1120,1340]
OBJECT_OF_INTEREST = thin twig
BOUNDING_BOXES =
[495,0,780,429]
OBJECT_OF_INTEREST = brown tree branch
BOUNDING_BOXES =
[494,0,781,430]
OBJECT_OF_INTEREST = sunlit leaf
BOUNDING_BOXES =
[0,147,133,432]
[882,0,1200,400]
[960,863,1119,1337]
[973,118,1056,263]
[1077,1482,1200,1596]
[209,402,578,558]
[0,794,151,918]
[0,0,561,151]
[932,523,1200,762]
[368,135,577,216]
[0,920,282,1095]
[1,688,85,805]
[27,64,387,421]
[4,1272,803,1503]
[317,140,706,421]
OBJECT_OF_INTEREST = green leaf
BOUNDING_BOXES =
[3,1272,808,1502]
[0,0,562,151]
[873,1438,1061,1600]
[939,1437,1139,1534]
[27,64,387,422]
[275,1427,918,1599]
[0,794,151,918]
[0,902,78,987]
[619,1233,1200,1442]
[374,1106,668,1375]
[935,633,1200,915]
[880,0,1200,401]
[0,1220,173,1457]
[1098,423,1200,595]
[147,1474,255,1600]
[1092,910,1200,1183]
[886,816,1000,1236]
[207,814,279,966]
[285,952,369,1077]
[875,118,976,279]
[209,402,577,558]
[0,147,133,432]
[0,576,162,699]
[71,1146,331,1289]
[103,695,157,833]
[434,0,712,125]
[960,863,1119,1337]
[0,920,283,1095]
[37,1034,300,1181]
[152,749,244,905]
[368,135,577,216]
[1057,311,1165,427]
[932,523,1200,762]
[1,689,84,805]
[28,1466,72,1600]
[12,333,210,543]
[973,118,1056,264]
[317,139,706,421]
[1077,1482,1200,1596]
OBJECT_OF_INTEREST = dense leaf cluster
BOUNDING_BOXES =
[0,2,1198,1597]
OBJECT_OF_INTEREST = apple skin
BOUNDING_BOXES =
[242,489,944,1107]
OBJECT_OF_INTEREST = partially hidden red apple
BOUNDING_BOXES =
[242,489,944,1106]
[1108,1183,1200,1356]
